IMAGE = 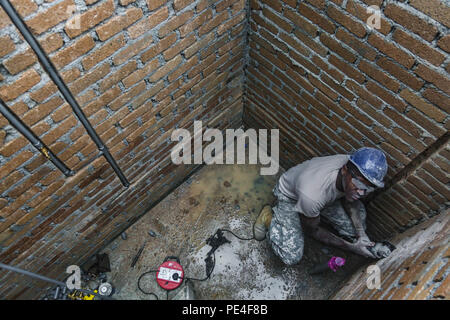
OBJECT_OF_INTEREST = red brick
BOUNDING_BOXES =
[406,108,446,139]
[84,87,122,116]
[218,11,246,35]
[284,7,318,36]
[259,0,282,12]
[335,28,377,61]
[308,74,339,101]
[329,55,365,83]
[415,64,450,95]
[8,0,38,18]
[0,69,41,102]
[113,34,153,65]
[346,0,391,35]
[184,32,214,59]
[368,33,415,69]
[281,0,296,7]
[366,81,407,113]
[198,11,228,36]
[298,2,336,33]
[3,50,37,75]
[22,97,64,127]
[327,5,366,38]
[0,33,63,74]
[0,150,34,181]
[96,7,143,41]
[158,10,194,37]
[437,35,450,53]
[179,9,213,37]
[65,0,115,38]
[122,59,159,88]
[262,8,293,33]
[42,116,78,145]
[294,30,327,57]
[393,29,445,67]
[0,36,15,58]
[141,33,177,62]
[25,0,74,35]
[82,34,125,70]
[376,57,424,91]
[128,6,169,39]
[422,88,450,113]
[320,33,357,63]
[289,50,320,75]
[50,34,95,69]
[70,63,110,95]
[311,55,344,83]
[280,33,310,57]
[173,0,194,10]
[384,4,439,42]
[146,0,166,10]
[409,0,450,28]
[0,136,28,158]
[304,0,325,9]
[163,34,196,60]
[400,89,447,122]
[359,60,400,92]
[321,73,355,101]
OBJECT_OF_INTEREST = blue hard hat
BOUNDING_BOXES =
[349,147,388,188]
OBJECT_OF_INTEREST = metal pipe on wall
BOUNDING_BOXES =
[0,98,75,177]
[0,0,130,188]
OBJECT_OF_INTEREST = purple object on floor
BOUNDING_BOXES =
[328,257,346,272]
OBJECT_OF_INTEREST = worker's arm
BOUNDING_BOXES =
[342,199,374,247]
[301,215,375,258]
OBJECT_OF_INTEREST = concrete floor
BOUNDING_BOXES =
[100,159,367,300]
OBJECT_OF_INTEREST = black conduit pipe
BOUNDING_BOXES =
[0,0,130,188]
[0,98,75,177]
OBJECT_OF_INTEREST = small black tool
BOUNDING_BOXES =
[131,241,147,268]
[204,229,230,276]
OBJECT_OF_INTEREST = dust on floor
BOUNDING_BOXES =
[100,162,367,300]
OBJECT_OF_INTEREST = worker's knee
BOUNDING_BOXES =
[277,243,304,266]
[280,250,303,266]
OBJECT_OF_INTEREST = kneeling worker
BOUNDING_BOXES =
[254,147,389,265]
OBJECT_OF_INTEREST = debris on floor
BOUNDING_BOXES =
[101,162,367,300]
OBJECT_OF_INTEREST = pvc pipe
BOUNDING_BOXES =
[0,98,75,177]
[0,0,130,188]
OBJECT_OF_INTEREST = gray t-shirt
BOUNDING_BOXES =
[278,154,349,217]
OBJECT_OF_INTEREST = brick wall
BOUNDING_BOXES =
[331,211,449,300]
[0,0,247,299]
[0,0,449,300]
[243,0,449,240]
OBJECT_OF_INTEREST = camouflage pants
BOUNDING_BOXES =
[267,183,367,265]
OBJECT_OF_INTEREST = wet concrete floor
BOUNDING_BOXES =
[101,160,367,300]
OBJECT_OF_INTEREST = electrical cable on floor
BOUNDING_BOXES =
[136,204,268,299]
[137,270,159,300]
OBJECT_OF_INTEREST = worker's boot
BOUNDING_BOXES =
[253,205,273,241]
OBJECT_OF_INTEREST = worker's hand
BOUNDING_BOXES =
[350,241,376,259]
[356,234,375,247]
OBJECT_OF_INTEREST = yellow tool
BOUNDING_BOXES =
[68,289,98,300]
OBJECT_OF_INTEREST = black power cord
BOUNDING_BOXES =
[137,270,159,300]
[136,205,269,299]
